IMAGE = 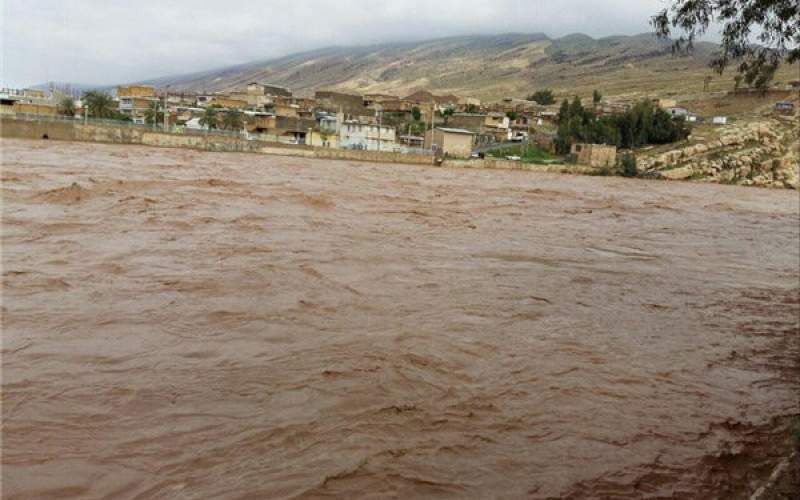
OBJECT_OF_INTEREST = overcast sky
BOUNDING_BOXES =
[3,0,683,88]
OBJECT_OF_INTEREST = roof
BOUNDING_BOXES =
[437,127,476,135]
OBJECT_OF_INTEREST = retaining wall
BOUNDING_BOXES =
[0,117,434,166]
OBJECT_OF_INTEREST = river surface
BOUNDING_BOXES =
[2,138,799,499]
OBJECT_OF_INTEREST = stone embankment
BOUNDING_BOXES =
[639,116,799,189]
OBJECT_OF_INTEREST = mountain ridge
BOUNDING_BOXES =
[46,32,732,100]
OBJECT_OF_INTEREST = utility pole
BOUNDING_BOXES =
[163,85,169,131]
[376,104,382,152]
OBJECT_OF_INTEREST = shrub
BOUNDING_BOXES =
[528,89,556,105]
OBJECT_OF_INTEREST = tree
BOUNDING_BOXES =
[652,1,800,91]
[528,89,556,105]
[593,90,603,105]
[554,98,690,154]
[465,103,479,114]
[82,91,115,119]
[144,102,164,126]
[437,107,454,125]
[222,109,244,131]
[411,106,422,121]
[506,111,518,121]
[199,106,219,130]
[621,154,638,177]
[57,97,76,117]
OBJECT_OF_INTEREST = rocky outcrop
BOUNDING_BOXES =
[640,118,799,189]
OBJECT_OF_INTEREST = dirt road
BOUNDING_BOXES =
[2,138,798,499]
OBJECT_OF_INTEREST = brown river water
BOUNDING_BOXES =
[2,138,799,499]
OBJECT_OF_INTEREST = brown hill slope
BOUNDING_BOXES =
[143,33,795,100]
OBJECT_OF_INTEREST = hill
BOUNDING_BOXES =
[141,32,741,101]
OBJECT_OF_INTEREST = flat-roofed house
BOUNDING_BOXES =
[338,121,397,151]
[315,91,366,117]
[119,96,158,123]
[424,127,476,158]
[117,85,156,98]
[12,102,57,116]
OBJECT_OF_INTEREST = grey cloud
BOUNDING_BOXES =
[3,0,672,87]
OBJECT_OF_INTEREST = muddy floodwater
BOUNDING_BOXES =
[2,138,799,499]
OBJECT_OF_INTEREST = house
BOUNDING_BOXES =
[307,130,339,148]
[424,128,476,158]
[213,96,248,109]
[117,85,156,98]
[12,102,57,116]
[317,112,340,133]
[195,95,247,109]
[247,83,292,98]
[775,101,795,115]
[570,143,617,168]
[315,91,366,116]
[228,83,292,108]
[274,103,299,118]
[338,121,397,150]
[403,90,460,110]
[447,113,486,132]
[119,96,158,123]
[485,112,510,129]
[398,135,425,148]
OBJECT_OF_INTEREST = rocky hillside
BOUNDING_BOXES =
[144,33,727,100]
[640,115,799,189]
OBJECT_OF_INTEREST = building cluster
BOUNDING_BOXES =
[2,83,567,157]
[3,82,797,164]
[0,88,59,116]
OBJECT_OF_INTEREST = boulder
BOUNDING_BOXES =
[660,166,695,180]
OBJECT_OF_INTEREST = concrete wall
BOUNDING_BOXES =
[0,118,617,178]
[571,143,617,168]
[0,117,433,166]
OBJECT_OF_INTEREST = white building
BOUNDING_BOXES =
[338,121,397,151]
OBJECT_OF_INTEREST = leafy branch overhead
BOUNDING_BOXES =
[652,0,800,89]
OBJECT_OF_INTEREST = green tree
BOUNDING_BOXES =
[411,106,421,121]
[465,103,479,113]
[506,111,518,121]
[593,90,602,105]
[440,107,454,124]
[652,0,799,91]
[82,91,115,119]
[528,89,556,105]
[144,102,164,126]
[222,110,244,131]
[199,106,219,130]
[57,97,76,117]
[554,98,689,154]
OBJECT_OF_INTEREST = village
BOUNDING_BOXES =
[2,80,797,173]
